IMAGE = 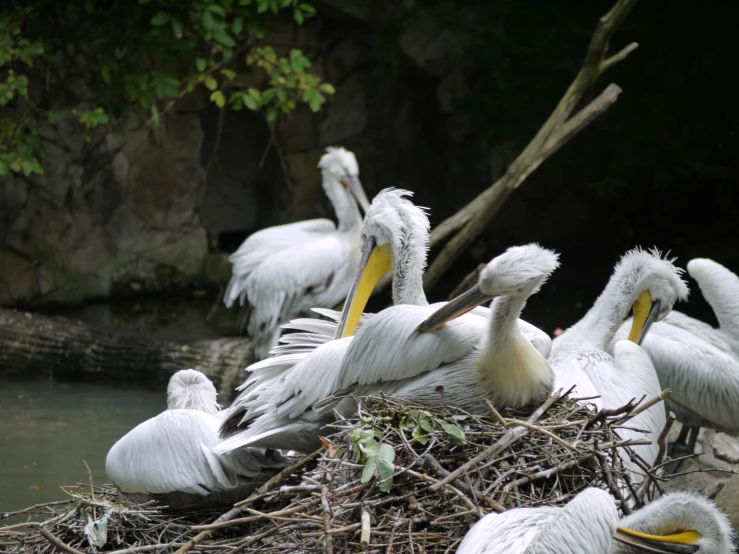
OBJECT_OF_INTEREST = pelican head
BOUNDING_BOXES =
[612,248,689,346]
[167,369,220,415]
[335,188,430,338]
[318,146,370,212]
[614,491,734,553]
[418,244,560,333]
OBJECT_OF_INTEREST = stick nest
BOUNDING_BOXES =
[1,392,663,554]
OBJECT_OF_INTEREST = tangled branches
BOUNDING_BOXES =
[2,391,670,554]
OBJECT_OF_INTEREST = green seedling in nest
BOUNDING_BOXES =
[399,408,467,446]
[350,427,396,492]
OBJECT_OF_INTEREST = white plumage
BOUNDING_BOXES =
[217,234,559,455]
[549,249,689,485]
[105,369,284,509]
[223,146,370,359]
[457,487,734,554]
[613,258,739,452]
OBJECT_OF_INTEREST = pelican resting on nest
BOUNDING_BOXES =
[223,146,371,359]
[217,185,558,455]
[457,487,734,553]
[613,258,739,459]
[549,249,689,483]
[105,369,285,509]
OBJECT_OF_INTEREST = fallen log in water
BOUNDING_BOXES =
[0,308,253,400]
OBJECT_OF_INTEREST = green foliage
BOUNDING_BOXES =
[350,405,467,493]
[0,0,331,176]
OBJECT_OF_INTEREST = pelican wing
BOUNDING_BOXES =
[687,258,739,342]
[224,218,336,309]
[628,317,739,434]
[337,304,484,390]
[238,232,356,344]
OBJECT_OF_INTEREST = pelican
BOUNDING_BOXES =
[223,146,371,359]
[613,258,739,457]
[549,249,689,477]
[457,487,734,554]
[105,369,285,509]
[217,220,559,455]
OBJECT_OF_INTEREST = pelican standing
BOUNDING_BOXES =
[223,146,371,359]
[457,487,734,554]
[549,249,689,478]
[105,369,284,509]
[614,258,739,457]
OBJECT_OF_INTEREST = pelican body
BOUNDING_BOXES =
[106,369,284,509]
[223,146,370,359]
[457,488,734,554]
[614,258,739,454]
[549,249,689,478]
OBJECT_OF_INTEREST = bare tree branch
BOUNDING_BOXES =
[424,0,640,290]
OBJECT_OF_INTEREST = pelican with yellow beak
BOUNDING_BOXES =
[456,487,734,554]
[549,249,689,487]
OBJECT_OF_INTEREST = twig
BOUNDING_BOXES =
[175,449,320,554]
[487,400,581,451]
[1,500,71,520]
[361,508,371,547]
[38,526,85,554]
[322,485,334,554]
[653,411,677,470]
[612,389,671,427]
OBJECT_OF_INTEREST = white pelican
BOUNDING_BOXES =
[457,487,734,554]
[549,249,689,476]
[106,369,284,509]
[217,231,559,455]
[223,146,371,359]
[613,258,739,456]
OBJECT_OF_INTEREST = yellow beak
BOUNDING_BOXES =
[614,526,701,553]
[334,237,392,339]
[627,291,662,346]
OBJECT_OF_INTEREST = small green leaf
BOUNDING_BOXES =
[308,94,321,112]
[377,459,394,492]
[242,93,258,111]
[378,443,395,464]
[171,17,183,39]
[419,416,434,433]
[299,3,316,16]
[451,415,469,421]
[151,12,169,25]
[204,76,218,91]
[293,9,304,24]
[232,17,244,35]
[361,457,377,484]
[412,425,429,445]
[261,88,276,103]
[266,106,278,122]
[0,160,11,176]
[276,89,287,103]
[195,58,208,72]
[441,422,466,441]
[47,109,60,124]
[210,90,226,108]
[320,82,336,95]
[207,4,226,18]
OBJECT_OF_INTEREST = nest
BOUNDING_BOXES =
[1,391,669,554]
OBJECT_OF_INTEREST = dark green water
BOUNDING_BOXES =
[0,379,163,514]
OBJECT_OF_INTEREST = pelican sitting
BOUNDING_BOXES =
[218,233,559,455]
[613,258,739,457]
[223,146,371,359]
[549,249,689,480]
[457,487,734,554]
[106,369,284,509]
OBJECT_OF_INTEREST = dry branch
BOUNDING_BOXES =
[424,0,640,290]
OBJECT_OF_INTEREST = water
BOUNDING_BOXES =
[0,379,164,514]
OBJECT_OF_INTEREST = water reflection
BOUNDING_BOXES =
[0,379,163,513]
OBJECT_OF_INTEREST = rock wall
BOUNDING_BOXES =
[0,106,208,305]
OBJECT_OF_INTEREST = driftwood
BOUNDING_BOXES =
[0,308,253,400]
[423,0,640,290]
